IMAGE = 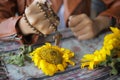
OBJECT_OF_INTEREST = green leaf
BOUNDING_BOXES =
[26,45,33,53]
[111,49,116,56]
[116,58,120,62]
[99,61,107,66]
[6,53,25,66]
[110,68,118,75]
[2,45,33,67]
[24,54,32,62]
[106,55,112,63]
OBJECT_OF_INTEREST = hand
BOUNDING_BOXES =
[68,14,110,40]
[19,0,59,35]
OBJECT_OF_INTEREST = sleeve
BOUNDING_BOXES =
[0,0,21,37]
[99,0,120,26]
[0,0,40,44]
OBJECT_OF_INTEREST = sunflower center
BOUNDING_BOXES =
[40,48,63,64]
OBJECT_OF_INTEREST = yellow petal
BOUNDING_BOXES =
[89,61,94,70]
[57,64,65,71]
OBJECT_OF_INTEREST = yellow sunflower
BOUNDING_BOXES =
[30,43,75,76]
[81,27,120,70]
[81,50,107,70]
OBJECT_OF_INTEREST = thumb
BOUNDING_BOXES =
[34,0,47,4]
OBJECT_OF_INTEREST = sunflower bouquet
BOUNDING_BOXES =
[30,43,75,76]
[80,27,120,75]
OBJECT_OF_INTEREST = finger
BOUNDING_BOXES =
[68,15,80,28]
[26,0,47,14]
[72,26,89,37]
[31,0,46,6]
[71,23,96,40]
[35,0,46,3]
[70,20,85,32]
[27,12,46,26]
[25,6,40,15]
[35,19,55,35]
[71,18,92,32]
[68,14,88,27]
[75,26,95,40]
[77,32,95,40]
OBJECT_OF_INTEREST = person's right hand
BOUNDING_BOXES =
[68,14,110,40]
[19,0,59,36]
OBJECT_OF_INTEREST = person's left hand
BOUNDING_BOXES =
[68,14,109,40]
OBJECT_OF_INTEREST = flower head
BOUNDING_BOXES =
[81,27,120,70]
[30,43,75,76]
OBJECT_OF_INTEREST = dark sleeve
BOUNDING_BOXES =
[0,0,40,44]
[99,0,120,26]
[0,0,21,37]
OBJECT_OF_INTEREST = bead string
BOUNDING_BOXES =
[23,1,60,38]
[35,1,62,46]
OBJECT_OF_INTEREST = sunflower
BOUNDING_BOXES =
[30,43,75,76]
[81,27,120,70]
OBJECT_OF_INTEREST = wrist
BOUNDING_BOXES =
[94,16,110,32]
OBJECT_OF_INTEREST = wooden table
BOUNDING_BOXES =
[0,28,120,80]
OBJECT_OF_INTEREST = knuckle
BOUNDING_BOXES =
[29,19,36,25]
[73,32,78,37]
[69,16,74,21]
[25,7,32,15]
[80,14,87,18]
[86,18,92,23]
[78,37,82,40]
[43,30,51,35]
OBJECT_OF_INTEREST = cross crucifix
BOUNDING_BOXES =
[53,32,62,46]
